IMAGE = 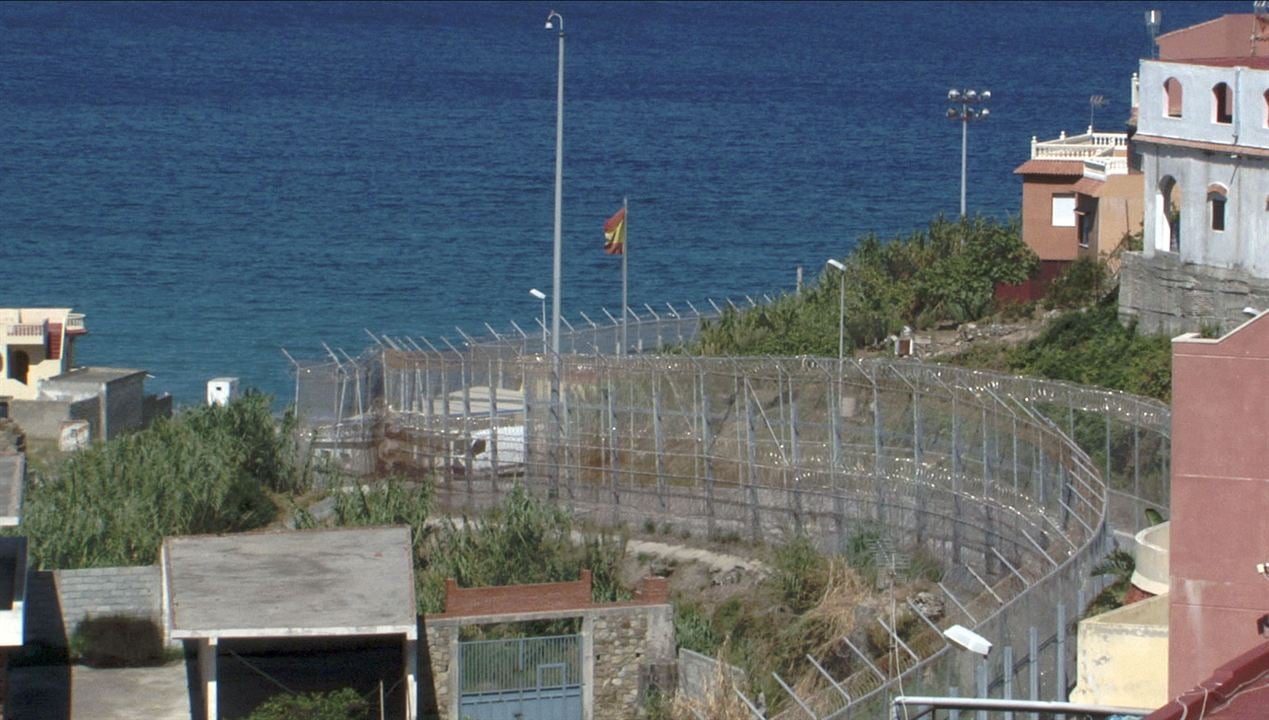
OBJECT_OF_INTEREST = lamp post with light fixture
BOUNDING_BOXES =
[826,258,847,364]
[529,288,547,354]
[826,258,847,422]
[545,11,564,358]
[544,10,565,497]
[947,88,991,217]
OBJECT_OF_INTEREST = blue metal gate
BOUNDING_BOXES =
[458,634,582,720]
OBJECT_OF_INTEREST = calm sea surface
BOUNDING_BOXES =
[0,1,1240,404]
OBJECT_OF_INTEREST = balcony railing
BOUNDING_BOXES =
[1032,132,1126,156]
[1030,130,1131,177]
[3,323,45,338]
[66,313,87,333]
[1083,156,1129,179]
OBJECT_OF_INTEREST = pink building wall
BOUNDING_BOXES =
[1169,312,1269,696]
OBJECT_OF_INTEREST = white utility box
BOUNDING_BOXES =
[207,377,240,407]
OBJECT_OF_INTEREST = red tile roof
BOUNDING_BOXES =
[1071,177,1106,197]
[1013,159,1084,176]
[1142,641,1269,720]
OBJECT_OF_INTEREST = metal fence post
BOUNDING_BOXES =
[1028,625,1039,720]
[1003,645,1014,720]
[1056,602,1067,702]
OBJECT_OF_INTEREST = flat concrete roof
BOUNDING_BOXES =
[46,367,147,386]
[0,454,24,526]
[162,526,416,640]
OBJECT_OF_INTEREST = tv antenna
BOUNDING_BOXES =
[1089,95,1110,131]
[1145,9,1162,59]
[1254,1,1269,56]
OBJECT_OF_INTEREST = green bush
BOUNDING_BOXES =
[948,295,1172,402]
[413,485,628,614]
[673,602,719,654]
[71,615,166,668]
[244,688,370,720]
[694,215,1037,356]
[1043,257,1110,310]
[773,535,827,614]
[24,393,300,569]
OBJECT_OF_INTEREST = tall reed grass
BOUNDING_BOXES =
[23,393,302,569]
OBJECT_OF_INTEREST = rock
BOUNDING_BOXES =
[911,591,945,621]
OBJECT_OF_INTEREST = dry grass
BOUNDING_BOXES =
[669,641,756,720]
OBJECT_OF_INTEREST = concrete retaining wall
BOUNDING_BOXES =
[24,565,161,647]
[1119,251,1269,336]
[9,398,99,442]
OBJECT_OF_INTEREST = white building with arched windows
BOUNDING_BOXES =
[1120,13,1269,334]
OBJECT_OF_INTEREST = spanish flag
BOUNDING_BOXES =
[603,207,627,255]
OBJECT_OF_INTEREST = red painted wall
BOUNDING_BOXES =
[1169,313,1269,696]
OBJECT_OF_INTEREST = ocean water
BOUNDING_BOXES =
[0,1,1241,405]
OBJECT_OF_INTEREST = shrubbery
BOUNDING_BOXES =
[953,295,1172,401]
[23,393,304,569]
[694,216,1038,356]
[415,485,626,613]
[244,689,370,720]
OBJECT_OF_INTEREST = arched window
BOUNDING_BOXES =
[1164,77,1184,118]
[1208,184,1228,232]
[1156,176,1181,253]
[1213,82,1234,124]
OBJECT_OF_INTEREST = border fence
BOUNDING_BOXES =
[291,298,1169,719]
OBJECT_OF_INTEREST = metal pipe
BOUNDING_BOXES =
[892,696,1150,716]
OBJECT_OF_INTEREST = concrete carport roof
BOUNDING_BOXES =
[160,526,419,719]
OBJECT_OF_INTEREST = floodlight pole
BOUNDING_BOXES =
[947,89,991,217]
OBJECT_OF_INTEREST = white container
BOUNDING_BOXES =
[207,377,240,407]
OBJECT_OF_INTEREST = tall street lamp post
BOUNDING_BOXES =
[546,11,564,356]
[544,10,565,497]
[826,259,847,364]
[947,88,990,217]
[826,258,847,425]
[529,288,547,354]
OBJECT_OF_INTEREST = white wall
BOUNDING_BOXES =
[1142,144,1269,276]
[1139,61,1269,148]
[1138,60,1269,278]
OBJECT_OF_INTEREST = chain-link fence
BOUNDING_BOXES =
[291,301,1169,719]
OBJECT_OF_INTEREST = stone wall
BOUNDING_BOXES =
[421,622,457,720]
[589,604,674,717]
[1119,251,1269,336]
[422,576,674,720]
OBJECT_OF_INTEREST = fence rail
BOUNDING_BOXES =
[292,298,1169,719]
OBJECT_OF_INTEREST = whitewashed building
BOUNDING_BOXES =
[1121,14,1269,333]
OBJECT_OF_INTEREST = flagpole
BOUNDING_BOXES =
[621,196,628,355]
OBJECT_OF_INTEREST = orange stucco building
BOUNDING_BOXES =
[1014,131,1144,274]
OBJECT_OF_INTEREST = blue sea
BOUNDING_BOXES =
[0,1,1241,405]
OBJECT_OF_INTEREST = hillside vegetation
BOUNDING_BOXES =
[22,393,307,569]
[689,216,1171,401]
[694,216,1038,356]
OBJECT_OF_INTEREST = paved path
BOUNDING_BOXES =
[8,662,190,720]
